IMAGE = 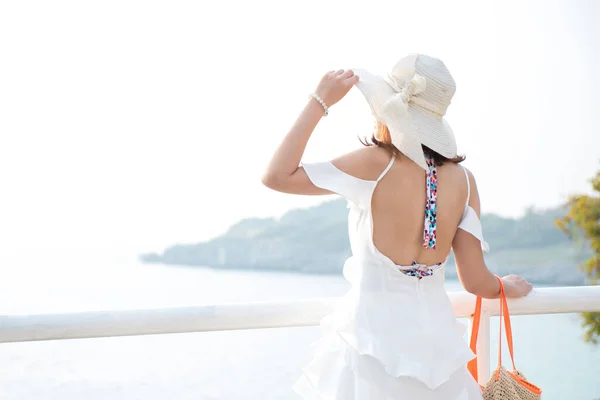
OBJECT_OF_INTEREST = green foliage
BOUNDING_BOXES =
[581,311,600,345]
[556,169,600,344]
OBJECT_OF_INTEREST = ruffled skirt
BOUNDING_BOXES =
[292,327,482,400]
[292,260,483,400]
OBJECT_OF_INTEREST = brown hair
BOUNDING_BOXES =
[360,122,465,167]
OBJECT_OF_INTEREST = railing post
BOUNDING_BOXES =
[476,312,491,384]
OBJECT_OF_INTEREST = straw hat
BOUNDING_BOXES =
[354,54,457,170]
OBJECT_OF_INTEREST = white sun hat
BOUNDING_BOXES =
[354,54,458,171]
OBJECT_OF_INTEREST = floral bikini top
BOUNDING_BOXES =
[423,153,438,249]
[401,153,440,279]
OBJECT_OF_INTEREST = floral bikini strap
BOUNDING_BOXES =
[423,153,437,249]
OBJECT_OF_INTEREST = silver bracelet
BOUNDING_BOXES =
[309,93,329,116]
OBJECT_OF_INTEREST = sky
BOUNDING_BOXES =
[1,0,599,257]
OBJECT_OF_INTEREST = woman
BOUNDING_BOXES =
[262,54,532,399]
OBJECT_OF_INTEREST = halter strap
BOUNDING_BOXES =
[377,156,395,182]
[460,165,471,208]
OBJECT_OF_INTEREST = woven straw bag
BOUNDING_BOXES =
[467,277,542,399]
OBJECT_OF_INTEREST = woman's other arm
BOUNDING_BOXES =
[452,169,532,299]
[261,70,359,194]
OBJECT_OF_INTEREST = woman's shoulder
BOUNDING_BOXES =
[330,146,393,181]
[439,161,476,184]
[454,164,478,193]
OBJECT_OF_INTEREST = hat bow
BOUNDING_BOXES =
[382,73,427,125]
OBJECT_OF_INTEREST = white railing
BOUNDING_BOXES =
[1,286,600,384]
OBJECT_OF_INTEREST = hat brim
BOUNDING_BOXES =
[353,68,457,170]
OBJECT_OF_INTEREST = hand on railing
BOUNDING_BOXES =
[501,274,533,298]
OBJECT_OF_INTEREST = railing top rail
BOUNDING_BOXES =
[1,286,599,344]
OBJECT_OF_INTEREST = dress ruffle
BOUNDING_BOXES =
[293,332,482,400]
[293,257,480,399]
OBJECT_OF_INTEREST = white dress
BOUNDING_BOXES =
[292,156,488,400]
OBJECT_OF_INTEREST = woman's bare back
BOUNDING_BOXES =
[371,148,469,266]
[329,145,470,267]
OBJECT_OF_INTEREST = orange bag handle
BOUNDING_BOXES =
[467,294,482,382]
[467,276,516,382]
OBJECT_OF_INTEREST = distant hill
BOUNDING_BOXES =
[140,199,591,285]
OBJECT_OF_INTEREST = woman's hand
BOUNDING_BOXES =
[314,69,359,108]
[501,274,533,298]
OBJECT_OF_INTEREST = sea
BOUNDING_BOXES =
[0,249,599,400]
